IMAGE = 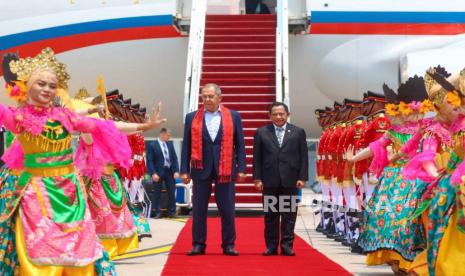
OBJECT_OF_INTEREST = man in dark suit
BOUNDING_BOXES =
[253,102,308,256]
[146,128,180,218]
[181,83,246,256]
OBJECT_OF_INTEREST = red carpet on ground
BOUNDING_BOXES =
[162,217,351,275]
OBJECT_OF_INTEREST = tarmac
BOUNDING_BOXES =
[115,188,392,276]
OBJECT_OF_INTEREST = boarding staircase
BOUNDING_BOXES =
[183,0,289,208]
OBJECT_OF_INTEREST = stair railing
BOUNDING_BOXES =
[276,0,290,110]
[183,0,207,118]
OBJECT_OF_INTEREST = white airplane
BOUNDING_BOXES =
[0,0,464,139]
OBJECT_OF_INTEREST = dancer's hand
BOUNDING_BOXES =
[146,102,167,129]
[345,145,355,162]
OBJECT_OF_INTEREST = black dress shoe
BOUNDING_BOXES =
[350,243,364,254]
[334,233,346,242]
[167,214,178,218]
[262,249,278,256]
[154,214,163,219]
[187,246,205,256]
[223,247,239,256]
[280,247,295,256]
[341,238,352,247]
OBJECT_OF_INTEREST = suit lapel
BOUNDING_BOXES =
[213,120,223,144]
[267,125,280,148]
[280,124,293,148]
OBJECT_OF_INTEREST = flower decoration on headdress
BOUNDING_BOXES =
[398,102,412,115]
[408,101,421,112]
[446,91,461,107]
[5,81,27,103]
[385,103,399,116]
[420,99,433,113]
[9,47,70,89]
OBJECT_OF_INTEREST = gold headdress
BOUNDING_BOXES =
[425,67,462,107]
[9,47,70,89]
[460,68,465,95]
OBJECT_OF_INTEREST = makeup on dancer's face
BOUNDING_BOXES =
[28,70,58,107]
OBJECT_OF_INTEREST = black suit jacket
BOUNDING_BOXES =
[253,124,308,188]
[146,140,179,178]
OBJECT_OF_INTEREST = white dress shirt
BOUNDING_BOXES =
[273,123,287,146]
[205,107,222,141]
[157,139,171,167]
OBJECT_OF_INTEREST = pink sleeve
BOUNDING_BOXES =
[0,105,18,133]
[451,162,465,185]
[1,140,24,170]
[401,135,438,182]
[368,136,391,177]
[400,131,422,158]
[74,118,132,179]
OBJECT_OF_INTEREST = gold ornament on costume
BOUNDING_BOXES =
[9,47,70,89]
[74,87,91,100]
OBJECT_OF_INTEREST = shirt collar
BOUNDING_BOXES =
[205,105,221,115]
[273,123,287,131]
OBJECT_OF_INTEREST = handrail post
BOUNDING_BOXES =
[276,0,290,111]
[183,0,207,118]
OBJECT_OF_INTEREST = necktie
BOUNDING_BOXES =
[276,127,284,146]
[162,142,171,167]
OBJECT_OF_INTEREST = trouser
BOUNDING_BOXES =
[263,186,298,250]
[152,168,176,216]
[330,179,345,233]
[343,184,360,240]
[320,182,332,228]
[192,176,236,249]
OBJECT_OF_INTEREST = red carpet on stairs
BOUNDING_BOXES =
[162,217,351,275]
[201,14,277,206]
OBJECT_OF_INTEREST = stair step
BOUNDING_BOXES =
[223,102,272,109]
[206,27,275,35]
[205,35,275,43]
[242,119,271,128]
[215,86,276,94]
[203,49,276,58]
[203,56,275,65]
[203,64,275,73]
[201,78,274,86]
[202,72,275,79]
[237,111,270,120]
[206,14,276,21]
[206,20,276,29]
[204,42,275,50]
[220,94,275,102]
[243,128,258,137]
